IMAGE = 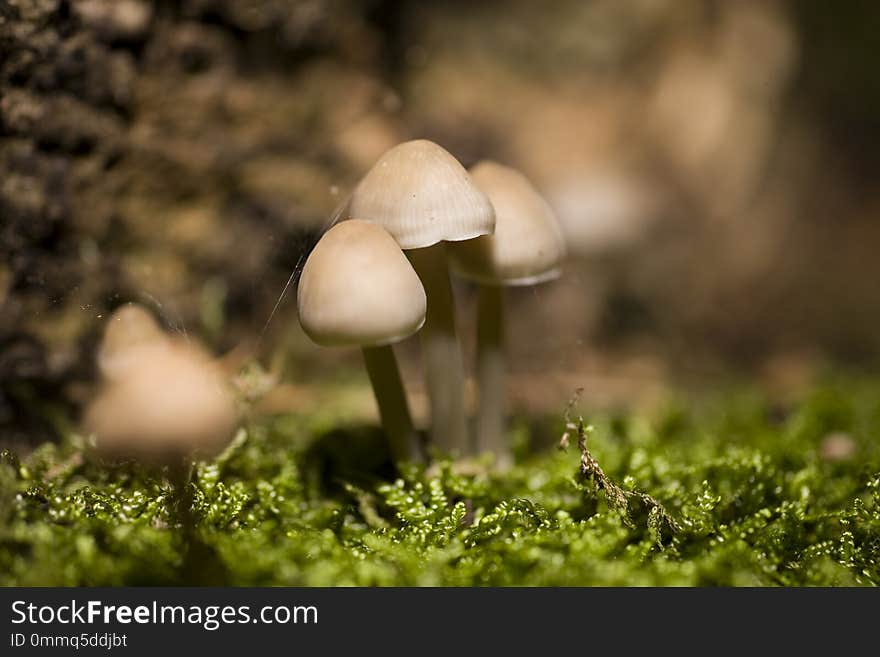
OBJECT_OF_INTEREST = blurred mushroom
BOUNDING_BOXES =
[448,161,566,466]
[297,220,426,463]
[85,342,238,465]
[85,305,238,466]
[83,304,239,543]
[819,433,857,463]
[349,139,495,455]
[95,303,167,381]
[546,167,658,257]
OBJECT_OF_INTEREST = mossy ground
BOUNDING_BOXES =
[1,378,879,586]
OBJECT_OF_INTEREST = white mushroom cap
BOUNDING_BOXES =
[297,219,427,347]
[348,139,495,250]
[97,304,168,381]
[448,161,566,286]
[84,342,238,463]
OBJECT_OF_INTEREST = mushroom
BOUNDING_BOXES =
[84,304,239,538]
[297,219,426,463]
[349,139,495,455]
[85,305,238,466]
[447,161,566,466]
[96,302,167,381]
[85,342,239,465]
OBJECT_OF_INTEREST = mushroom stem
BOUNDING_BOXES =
[475,284,512,467]
[168,458,196,539]
[168,458,226,584]
[362,344,422,463]
[407,243,470,455]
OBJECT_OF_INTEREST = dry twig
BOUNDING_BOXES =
[560,389,681,538]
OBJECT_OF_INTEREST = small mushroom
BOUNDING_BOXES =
[349,139,495,455]
[84,304,239,544]
[297,219,426,463]
[448,161,566,466]
[96,302,167,381]
[85,342,238,465]
[82,305,238,544]
[85,305,238,466]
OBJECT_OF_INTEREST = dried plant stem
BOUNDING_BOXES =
[560,389,681,536]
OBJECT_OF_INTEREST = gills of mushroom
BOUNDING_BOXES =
[447,161,566,468]
[297,219,426,463]
[348,140,495,456]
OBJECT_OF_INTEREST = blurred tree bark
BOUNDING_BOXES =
[0,0,396,445]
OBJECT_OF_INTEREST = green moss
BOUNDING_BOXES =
[1,379,879,586]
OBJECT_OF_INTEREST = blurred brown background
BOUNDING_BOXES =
[2,0,879,443]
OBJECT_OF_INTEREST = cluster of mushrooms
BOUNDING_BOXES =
[298,139,566,467]
[77,138,563,558]
[83,139,565,484]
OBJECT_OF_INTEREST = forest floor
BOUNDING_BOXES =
[1,376,878,586]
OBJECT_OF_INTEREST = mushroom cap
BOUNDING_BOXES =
[84,342,238,464]
[97,303,167,381]
[448,161,566,286]
[297,219,427,347]
[348,139,495,250]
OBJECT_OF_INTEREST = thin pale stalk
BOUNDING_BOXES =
[407,244,470,455]
[475,284,511,467]
[363,344,422,463]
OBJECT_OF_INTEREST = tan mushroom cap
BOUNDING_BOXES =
[84,342,238,463]
[97,304,167,380]
[348,139,495,250]
[448,161,566,286]
[297,219,427,347]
